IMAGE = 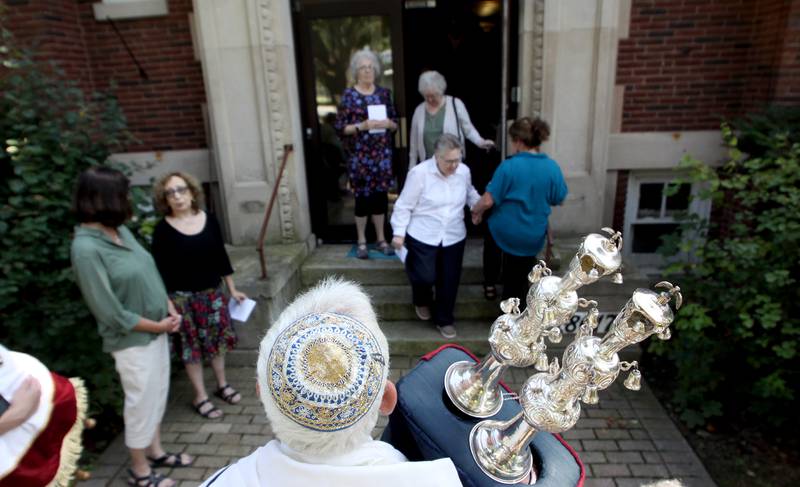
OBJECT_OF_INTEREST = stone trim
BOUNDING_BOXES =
[92,0,168,21]
[608,131,726,170]
[255,0,294,243]
[531,0,545,117]
[518,0,546,118]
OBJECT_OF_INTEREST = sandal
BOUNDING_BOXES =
[376,240,395,256]
[484,285,497,301]
[215,384,242,405]
[127,468,175,487]
[147,452,194,468]
[193,398,223,419]
[356,243,369,259]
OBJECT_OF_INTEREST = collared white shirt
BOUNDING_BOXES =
[391,157,480,247]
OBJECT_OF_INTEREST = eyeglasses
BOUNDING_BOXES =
[357,65,374,72]
[165,186,189,199]
[439,157,461,165]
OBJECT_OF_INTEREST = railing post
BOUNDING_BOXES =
[257,144,294,279]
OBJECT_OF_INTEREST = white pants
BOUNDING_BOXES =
[112,333,170,449]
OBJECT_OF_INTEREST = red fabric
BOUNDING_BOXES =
[0,373,78,487]
[419,343,586,487]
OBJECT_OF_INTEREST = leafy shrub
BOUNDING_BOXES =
[652,114,800,429]
[0,22,133,414]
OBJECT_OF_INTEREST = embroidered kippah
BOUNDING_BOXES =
[267,312,386,432]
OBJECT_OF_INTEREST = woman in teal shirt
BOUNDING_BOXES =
[71,167,193,487]
[471,118,567,303]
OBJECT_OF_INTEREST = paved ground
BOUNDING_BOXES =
[86,357,716,487]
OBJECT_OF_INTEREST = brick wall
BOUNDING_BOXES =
[2,0,93,90]
[617,0,799,132]
[773,0,800,103]
[3,0,207,151]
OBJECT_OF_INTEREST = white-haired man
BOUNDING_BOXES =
[200,278,462,486]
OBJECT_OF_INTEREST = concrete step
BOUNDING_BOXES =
[300,242,480,285]
[226,318,642,369]
[369,284,635,322]
[301,241,655,294]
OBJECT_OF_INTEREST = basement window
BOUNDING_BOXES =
[623,173,710,268]
[93,0,169,21]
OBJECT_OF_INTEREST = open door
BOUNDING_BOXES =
[293,0,407,243]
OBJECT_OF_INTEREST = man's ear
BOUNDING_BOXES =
[255,381,260,399]
[379,380,397,416]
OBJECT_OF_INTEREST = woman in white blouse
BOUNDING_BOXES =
[391,134,480,339]
[408,70,494,170]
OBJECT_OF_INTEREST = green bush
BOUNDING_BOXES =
[653,114,800,429]
[0,23,133,413]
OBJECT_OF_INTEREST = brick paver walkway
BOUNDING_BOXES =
[87,357,715,487]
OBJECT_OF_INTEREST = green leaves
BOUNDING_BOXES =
[0,21,131,417]
[657,109,800,429]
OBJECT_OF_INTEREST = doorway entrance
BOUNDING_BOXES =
[292,0,516,242]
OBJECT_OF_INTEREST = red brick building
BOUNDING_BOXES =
[3,0,799,266]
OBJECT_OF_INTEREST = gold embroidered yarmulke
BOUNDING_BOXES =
[267,312,386,431]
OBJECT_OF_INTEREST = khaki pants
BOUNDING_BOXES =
[112,333,170,449]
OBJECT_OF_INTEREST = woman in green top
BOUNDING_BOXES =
[71,167,193,487]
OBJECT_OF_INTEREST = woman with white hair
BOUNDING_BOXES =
[391,134,480,340]
[335,49,399,259]
[408,70,494,170]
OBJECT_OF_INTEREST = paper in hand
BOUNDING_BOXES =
[229,298,256,323]
[395,245,408,264]
[367,104,387,134]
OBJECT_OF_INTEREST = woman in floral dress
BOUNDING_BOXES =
[151,172,246,420]
[335,48,399,259]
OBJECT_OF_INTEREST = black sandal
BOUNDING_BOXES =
[127,468,174,487]
[215,384,241,405]
[484,285,497,301]
[193,398,223,419]
[147,452,194,468]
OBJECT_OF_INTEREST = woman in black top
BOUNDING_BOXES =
[151,172,247,420]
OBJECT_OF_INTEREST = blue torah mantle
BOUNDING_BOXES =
[382,345,585,487]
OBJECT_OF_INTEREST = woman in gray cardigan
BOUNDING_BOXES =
[408,70,494,170]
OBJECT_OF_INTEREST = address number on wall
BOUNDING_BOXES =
[558,312,618,335]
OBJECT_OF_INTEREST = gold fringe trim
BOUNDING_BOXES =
[46,377,88,487]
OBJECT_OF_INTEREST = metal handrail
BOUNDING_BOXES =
[257,144,294,279]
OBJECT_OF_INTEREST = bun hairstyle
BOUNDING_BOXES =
[508,117,550,149]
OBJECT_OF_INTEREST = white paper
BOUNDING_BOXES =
[395,245,408,264]
[367,104,387,134]
[229,298,256,323]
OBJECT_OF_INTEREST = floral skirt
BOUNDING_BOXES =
[170,286,237,364]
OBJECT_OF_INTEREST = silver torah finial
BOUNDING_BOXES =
[444,229,624,418]
[468,283,682,484]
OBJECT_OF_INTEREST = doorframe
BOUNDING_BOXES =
[291,0,407,243]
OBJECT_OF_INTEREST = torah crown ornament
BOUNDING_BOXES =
[444,228,624,418]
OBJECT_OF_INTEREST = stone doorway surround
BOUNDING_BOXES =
[191,0,630,245]
[192,0,312,246]
[518,0,626,237]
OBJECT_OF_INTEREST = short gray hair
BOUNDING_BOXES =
[257,278,389,456]
[433,133,463,155]
[418,70,447,96]
[348,49,381,82]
